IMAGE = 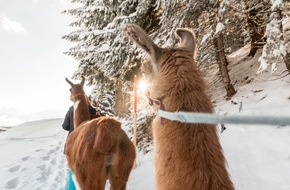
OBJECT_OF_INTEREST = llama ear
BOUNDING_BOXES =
[65,77,74,87]
[123,24,162,63]
[175,28,197,58]
[80,76,85,86]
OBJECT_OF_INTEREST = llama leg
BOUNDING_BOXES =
[109,177,127,190]
[92,161,108,190]
[108,166,129,190]
[75,164,107,190]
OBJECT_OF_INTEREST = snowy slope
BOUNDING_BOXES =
[216,76,290,190]
[0,119,68,190]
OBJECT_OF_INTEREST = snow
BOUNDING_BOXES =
[0,119,68,190]
[0,115,23,127]
[98,43,110,52]
[271,0,282,11]
[201,28,213,44]
[215,22,225,34]
[216,75,290,190]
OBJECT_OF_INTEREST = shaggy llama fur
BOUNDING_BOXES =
[124,24,234,190]
[65,77,136,190]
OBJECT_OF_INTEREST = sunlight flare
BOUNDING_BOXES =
[137,79,148,94]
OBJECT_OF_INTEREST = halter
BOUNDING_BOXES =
[147,95,166,124]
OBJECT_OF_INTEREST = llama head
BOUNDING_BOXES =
[65,77,86,102]
[123,24,197,96]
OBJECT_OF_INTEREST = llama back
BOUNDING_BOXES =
[95,117,136,167]
[114,127,136,171]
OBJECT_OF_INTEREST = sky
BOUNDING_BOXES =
[0,0,85,124]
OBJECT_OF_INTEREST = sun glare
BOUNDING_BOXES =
[138,80,148,94]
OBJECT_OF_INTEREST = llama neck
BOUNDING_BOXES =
[73,94,91,128]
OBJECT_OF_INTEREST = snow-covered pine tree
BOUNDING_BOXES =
[258,0,290,73]
[189,0,237,97]
[63,0,160,83]
[217,0,249,52]
[276,1,290,73]
[213,0,236,97]
[91,86,115,116]
[62,0,158,117]
[152,0,210,46]
[63,0,160,151]
[244,0,271,57]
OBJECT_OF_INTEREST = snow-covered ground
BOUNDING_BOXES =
[1,49,290,189]
[0,119,68,190]
[216,76,290,190]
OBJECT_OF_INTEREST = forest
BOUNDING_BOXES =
[62,0,290,150]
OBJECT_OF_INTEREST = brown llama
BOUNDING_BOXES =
[65,77,136,190]
[123,24,235,190]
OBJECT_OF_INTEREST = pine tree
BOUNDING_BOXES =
[258,0,290,73]
[194,0,237,97]
[213,0,236,97]
[63,0,290,152]
[63,0,158,116]
[244,0,271,57]
[93,88,115,116]
[63,0,161,151]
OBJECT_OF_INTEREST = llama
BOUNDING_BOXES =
[123,24,235,190]
[65,77,136,190]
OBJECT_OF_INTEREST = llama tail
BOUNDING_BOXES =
[93,117,121,154]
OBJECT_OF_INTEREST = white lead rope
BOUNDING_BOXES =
[157,110,290,126]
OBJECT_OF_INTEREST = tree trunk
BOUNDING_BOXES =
[246,11,264,56]
[114,80,130,117]
[213,35,236,97]
[276,8,290,73]
[245,1,267,57]
[283,53,290,73]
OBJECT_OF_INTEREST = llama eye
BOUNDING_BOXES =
[69,88,72,92]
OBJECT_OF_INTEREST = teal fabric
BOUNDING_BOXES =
[68,169,76,190]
